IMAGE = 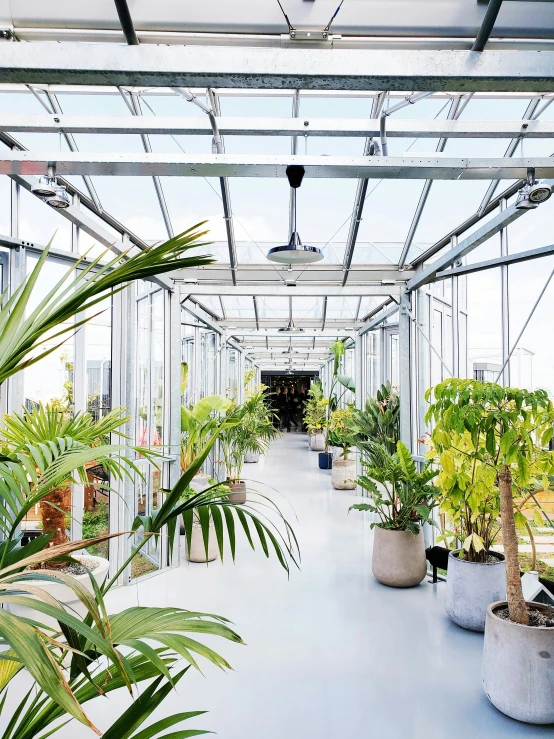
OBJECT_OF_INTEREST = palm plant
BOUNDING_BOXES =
[0,226,300,737]
[0,404,157,548]
[0,225,213,385]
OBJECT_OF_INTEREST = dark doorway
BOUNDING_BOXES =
[261,372,318,432]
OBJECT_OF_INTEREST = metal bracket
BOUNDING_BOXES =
[288,30,333,42]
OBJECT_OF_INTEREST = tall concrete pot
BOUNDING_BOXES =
[180,473,211,534]
[331,458,356,490]
[186,520,219,563]
[372,526,427,588]
[445,550,506,632]
[482,601,554,724]
[310,433,326,452]
[227,481,246,505]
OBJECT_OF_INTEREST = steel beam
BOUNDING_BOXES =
[6,113,554,138]
[433,242,554,280]
[181,284,401,297]
[4,44,554,92]
[406,201,533,291]
[358,302,400,334]
[5,151,554,179]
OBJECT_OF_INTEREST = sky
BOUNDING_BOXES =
[0,88,553,394]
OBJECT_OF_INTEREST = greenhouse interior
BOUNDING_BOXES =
[1,1,554,737]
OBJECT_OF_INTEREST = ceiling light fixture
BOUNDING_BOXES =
[267,165,323,266]
[516,168,552,210]
[278,318,305,333]
[46,185,71,210]
[32,163,71,209]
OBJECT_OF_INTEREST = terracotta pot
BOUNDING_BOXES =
[482,601,554,724]
[445,550,506,632]
[227,481,246,505]
[185,521,219,563]
[331,458,356,489]
[372,526,427,588]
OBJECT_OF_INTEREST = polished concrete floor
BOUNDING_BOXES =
[12,432,550,738]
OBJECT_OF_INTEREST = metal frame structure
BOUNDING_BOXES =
[2,7,554,579]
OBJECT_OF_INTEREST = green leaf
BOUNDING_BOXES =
[514,510,528,530]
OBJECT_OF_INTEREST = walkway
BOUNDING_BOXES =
[104,433,551,739]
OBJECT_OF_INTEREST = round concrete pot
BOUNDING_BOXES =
[180,473,212,534]
[244,450,260,463]
[445,550,506,632]
[185,521,219,563]
[482,601,554,724]
[310,433,326,452]
[227,481,246,505]
[331,458,356,490]
[372,526,427,588]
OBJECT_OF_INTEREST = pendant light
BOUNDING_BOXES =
[267,165,323,265]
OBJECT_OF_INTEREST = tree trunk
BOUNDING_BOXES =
[40,484,71,548]
[498,465,528,625]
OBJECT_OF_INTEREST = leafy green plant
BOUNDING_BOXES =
[345,382,400,457]
[426,378,554,625]
[303,382,328,434]
[328,407,356,459]
[350,440,438,535]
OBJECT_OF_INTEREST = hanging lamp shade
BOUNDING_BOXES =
[267,231,323,265]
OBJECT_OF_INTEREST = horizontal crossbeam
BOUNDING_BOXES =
[2,44,554,92]
[4,114,554,139]
[433,242,554,280]
[181,284,401,297]
[5,152,554,179]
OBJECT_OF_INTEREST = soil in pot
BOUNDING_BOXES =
[482,600,554,724]
[227,481,246,505]
[445,550,506,632]
[318,452,333,470]
[372,526,427,588]
[331,458,356,490]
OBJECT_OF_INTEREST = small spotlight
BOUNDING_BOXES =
[46,186,71,210]
[516,170,552,210]
[527,181,552,204]
[31,175,57,198]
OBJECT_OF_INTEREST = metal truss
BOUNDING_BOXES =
[3,151,554,180]
[3,44,554,92]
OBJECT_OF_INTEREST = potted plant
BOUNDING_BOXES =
[346,382,400,456]
[242,384,280,463]
[180,480,230,563]
[328,407,356,490]
[303,382,328,451]
[318,341,355,469]
[427,378,554,723]
[350,440,438,587]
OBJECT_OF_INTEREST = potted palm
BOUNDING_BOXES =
[318,341,355,469]
[242,387,280,463]
[427,379,554,724]
[304,382,328,451]
[350,440,438,587]
[328,407,356,490]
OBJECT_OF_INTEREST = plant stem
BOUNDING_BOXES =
[498,465,529,625]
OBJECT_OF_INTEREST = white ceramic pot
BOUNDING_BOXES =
[189,473,211,493]
[331,458,356,490]
[244,450,260,463]
[227,481,246,505]
[186,521,219,563]
[372,526,427,588]
[445,550,506,632]
[310,433,326,452]
[482,601,554,724]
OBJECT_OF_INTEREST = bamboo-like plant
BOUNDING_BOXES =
[426,379,554,625]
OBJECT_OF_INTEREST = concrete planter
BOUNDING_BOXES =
[181,474,212,534]
[186,521,219,563]
[227,481,246,505]
[482,601,554,724]
[372,526,427,588]
[310,433,326,452]
[445,550,506,632]
[331,458,356,490]
[244,450,260,463]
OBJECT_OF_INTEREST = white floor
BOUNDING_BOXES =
[11,433,554,737]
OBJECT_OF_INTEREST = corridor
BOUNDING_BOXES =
[103,433,551,739]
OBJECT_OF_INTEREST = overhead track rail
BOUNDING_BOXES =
[5,152,554,179]
[3,44,554,92]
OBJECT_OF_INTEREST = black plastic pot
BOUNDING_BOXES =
[318,452,333,470]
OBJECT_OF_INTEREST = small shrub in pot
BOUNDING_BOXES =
[350,440,438,587]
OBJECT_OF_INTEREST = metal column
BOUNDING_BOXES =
[500,198,510,386]
[398,293,413,448]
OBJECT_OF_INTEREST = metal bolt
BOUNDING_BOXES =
[304,121,309,127]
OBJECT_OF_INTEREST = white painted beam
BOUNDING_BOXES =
[182,284,401,297]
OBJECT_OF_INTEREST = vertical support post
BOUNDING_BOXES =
[355,332,363,410]
[71,192,80,254]
[166,287,181,567]
[451,235,460,378]
[399,292,412,449]
[193,325,200,404]
[500,198,510,386]
[6,179,23,414]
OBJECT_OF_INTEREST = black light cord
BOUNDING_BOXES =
[323,0,346,33]
[276,0,295,31]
